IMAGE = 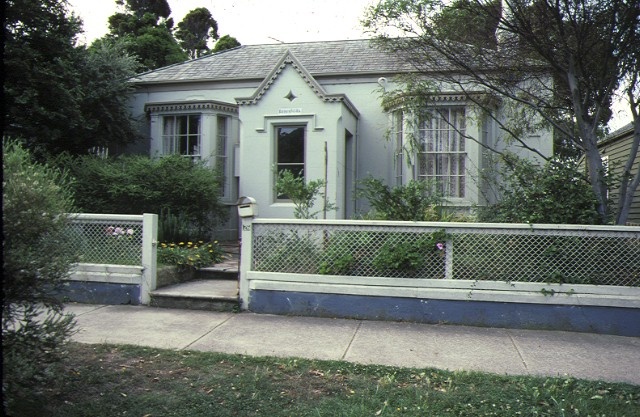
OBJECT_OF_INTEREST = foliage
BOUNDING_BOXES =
[103,2,241,70]
[2,140,77,414]
[158,208,198,243]
[157,240,224,270]
[17,343,640,416]
[3,0,141,157]
[105,11,187,71]
[356,177,444,221]
[80,38,142,149]
[275,169,336,219]
[317,229,448,278]
[477,154,602,224]
[52,153,227,238]
[175,7,219,59]
[363,0,639,224]
[213,34,241,53]
[254,231,320,274]
[317,231,377,275]
[116,0,171,19]
[373,230,448,277]
[432,0,501,47]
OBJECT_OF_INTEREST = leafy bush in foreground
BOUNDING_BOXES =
[2,140,77,414]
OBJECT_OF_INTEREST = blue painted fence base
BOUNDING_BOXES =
[249,290,640,337]
[57,281,141,305]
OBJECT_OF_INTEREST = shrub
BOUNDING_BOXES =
[2,140,77,414]
[477,154,602,224]
[372,230,448,277]
[275,169,336,219]
[52,153,227,238]
[317,231,377,275]
[356,177,444,221]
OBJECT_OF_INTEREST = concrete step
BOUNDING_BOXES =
[196,265,238,280]
[150,279,238,312]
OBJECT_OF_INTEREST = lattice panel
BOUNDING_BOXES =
[253,223,447,279]
[67,219,144,265]
[251,223,640,286]
[451,229,640,286]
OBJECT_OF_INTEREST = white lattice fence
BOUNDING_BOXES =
[250,221,640,286]
[65,213,158,304]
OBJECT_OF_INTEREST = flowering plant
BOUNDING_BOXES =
[157,240,224,270]
[105,226,135,238]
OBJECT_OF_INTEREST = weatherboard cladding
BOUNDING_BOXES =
[130,39,412,84]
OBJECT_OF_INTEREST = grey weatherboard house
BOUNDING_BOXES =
[128,39,552,237]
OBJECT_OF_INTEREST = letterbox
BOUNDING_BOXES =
[237,196,258,218]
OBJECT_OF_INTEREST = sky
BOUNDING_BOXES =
[68,0,376,46]
[68,0,631,130]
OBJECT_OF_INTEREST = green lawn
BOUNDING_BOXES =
[14,343,640,416]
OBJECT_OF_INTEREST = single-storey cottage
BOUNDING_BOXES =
[128,39,552,237]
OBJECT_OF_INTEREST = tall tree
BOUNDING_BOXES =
[363,0,639,224]
[80,39,143,152]
[4,0,83,153]
[4,0,141,156]
[115,0,171,18]
[213,34,241,53]
[175,7,219,59]
[103,0,186,71]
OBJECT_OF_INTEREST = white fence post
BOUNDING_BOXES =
[140,213,158,305]
[445,237,454,280]
[238,217,253,310]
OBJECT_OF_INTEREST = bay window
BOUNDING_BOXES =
[417,107,466,198]
[392,110,404,186]
[162,115,201,159]
[217,116,229,196]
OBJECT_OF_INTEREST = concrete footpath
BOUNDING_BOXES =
[64,303,640,386]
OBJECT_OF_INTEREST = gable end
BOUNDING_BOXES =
[236,50,359,117]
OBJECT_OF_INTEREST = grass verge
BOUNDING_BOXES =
[12,342,640,416]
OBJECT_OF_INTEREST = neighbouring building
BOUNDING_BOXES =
[599,123,640,225]
[127,39,553,238]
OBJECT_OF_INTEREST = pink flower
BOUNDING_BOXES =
[436,242,444,251]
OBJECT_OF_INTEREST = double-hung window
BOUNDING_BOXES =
[392,110,404,186]
[162,115,201,159]
[417,107,466,198]
[275,125,305,199]
[216,116,229,196]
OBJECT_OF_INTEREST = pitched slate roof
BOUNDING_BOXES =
[130,39,413,85]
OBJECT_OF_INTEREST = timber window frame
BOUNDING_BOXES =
[275,124,306,200]
[162,114,201,160]
[416,107,467,198]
